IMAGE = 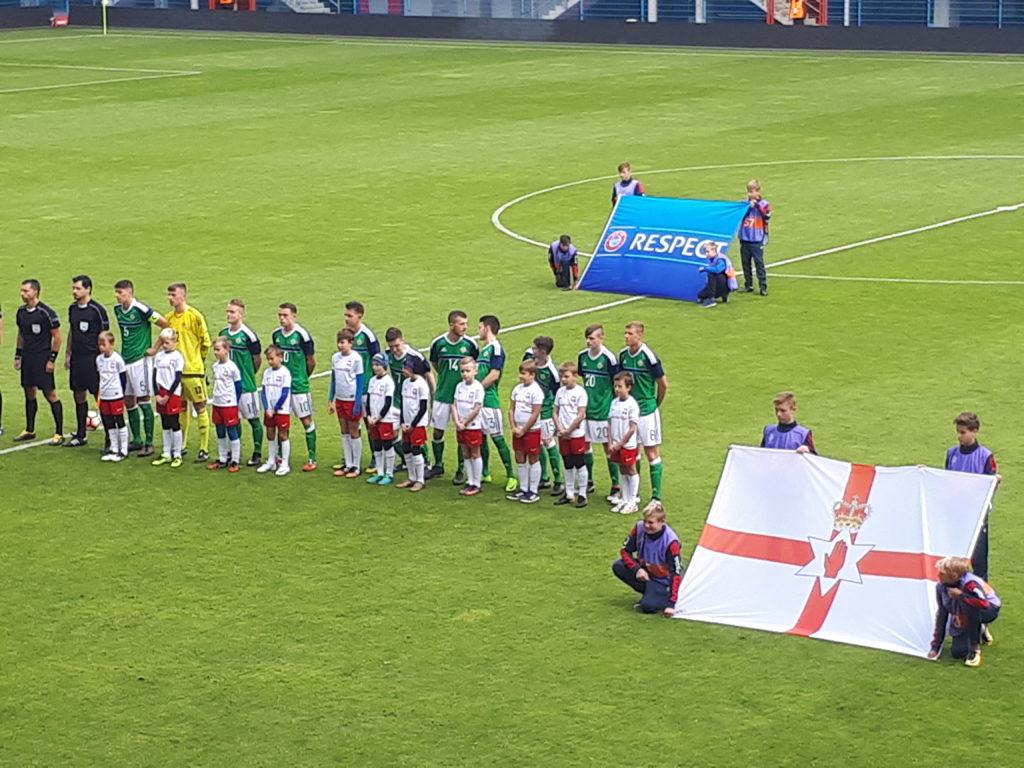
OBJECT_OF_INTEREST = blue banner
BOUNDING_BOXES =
[577,196,750,303]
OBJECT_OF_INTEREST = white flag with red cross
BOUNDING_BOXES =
[673,446,997,658]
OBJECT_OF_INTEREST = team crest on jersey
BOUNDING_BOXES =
[604,230,628,252]
[79,321,90,332]
[31,324,41,334]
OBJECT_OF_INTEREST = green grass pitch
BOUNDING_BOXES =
[1,28,1023,766]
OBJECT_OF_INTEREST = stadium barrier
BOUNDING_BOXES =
[2,4,1023,49]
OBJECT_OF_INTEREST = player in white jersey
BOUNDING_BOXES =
[507,360,545,504]
[209,337,243,472]
[365,353,399,487]
[96,331,129,461]
[608,372,641,515]
[258,345,293,477]
[553,361,590,508]
[151,327,185,468]
[453,357,486,497]
[397,356,431,492]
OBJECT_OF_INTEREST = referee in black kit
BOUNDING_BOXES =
[65,275,109,447]
[13,279,65,445]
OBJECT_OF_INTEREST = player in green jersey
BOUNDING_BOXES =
[619,321,669,500]
[384,327,434,473]
[522,336,564,495]
[271,303,318,471]
[113,280,168,456]
[221,299,264,467]
[476,315,517,492]
[343,301,381,474]
[577,323,620,499]
[426,310,478,481]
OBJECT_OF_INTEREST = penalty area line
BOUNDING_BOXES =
[771,274,1024,286]
[0,70,202,95]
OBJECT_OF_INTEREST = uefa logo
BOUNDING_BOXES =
[604,230,628,252]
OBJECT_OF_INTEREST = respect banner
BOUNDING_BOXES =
[577,196,749,302]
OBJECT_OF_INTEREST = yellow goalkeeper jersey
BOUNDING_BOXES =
[167,305,211,375]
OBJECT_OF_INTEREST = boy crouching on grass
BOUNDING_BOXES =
[612,501,684,617]
[928,556,1001,668]
[366,353,399,487]
[453,357,486,497]
[553,361,589,508]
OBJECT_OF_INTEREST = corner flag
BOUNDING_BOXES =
[577,196,749,303]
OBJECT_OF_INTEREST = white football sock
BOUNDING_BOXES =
[118,426,129,456]
[268,438,278,463]
[374,449,385,475]
[564,467,576,497]
[342,434,353,469]
[218,435,229,463]
[529,462,542,494]
[172,429,183,458]
[230,438,241,464]
[162,430,172,458]
[384,448,396,477]
[517,463,528,493]
[280,438,291,466]
[351,435,362,470]
[577,466,589,499]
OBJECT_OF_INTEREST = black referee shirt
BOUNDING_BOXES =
[16,302,61,356]
[68,300,110,359]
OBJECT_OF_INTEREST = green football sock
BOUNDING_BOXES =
[305,424,317,463]
[492,434,514,475]
[539,444,550,483]
[394,439,405,465]
[249,418,264,454]
[584,450,595,479]
[140,402,155,445]
[481,439,491,475]
[432,439,445,470]
[456,447,465,475]
[546,445,563,483]
[607,458,621,489]
[649,459,663,500]
[127,406,141,445]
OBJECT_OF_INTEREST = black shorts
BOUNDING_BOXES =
[70,356,99,395]
[20,354,56,392]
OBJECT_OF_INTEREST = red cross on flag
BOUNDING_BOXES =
[673,446,997,658]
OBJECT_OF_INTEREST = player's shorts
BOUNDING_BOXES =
[610,446,639,466]
[238,391,261,421]
[457,428,484,447]
[430,401,452,430]
[585,419,610,445]
[99,398,125,417]
[213,405,240,427]
[264,412,292,430]
[70,357,99,395]
[19,353,55,392]
[156,389,183,416]
[370,421,397,443]
[181,374,208,404]
[291,392,314,420]
[335,399,359,422]
[513,430,542,456]
[559,436,589,456]
[403,425,428,447]
[480,407,504,437]
[539,418,556,444]
[124,358,153,399]
[638,410,663,447]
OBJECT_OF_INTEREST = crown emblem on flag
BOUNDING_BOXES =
[832,495,871,530]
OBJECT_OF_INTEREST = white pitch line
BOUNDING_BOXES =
[0,437,56,456]
[490,155,1024,251]
[0,71,201,96]
[767,203,1024,269]
[771,273,1024,286]
[0,61,200,75]
[0,34,102,45]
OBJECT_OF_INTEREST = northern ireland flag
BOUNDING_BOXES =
[673,446,997,658]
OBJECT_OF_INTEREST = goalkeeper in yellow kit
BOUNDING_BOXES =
[165,283,212,461]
